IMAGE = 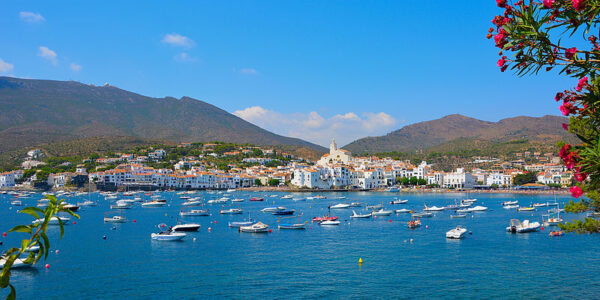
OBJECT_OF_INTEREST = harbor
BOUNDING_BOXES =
[1,190,598,298]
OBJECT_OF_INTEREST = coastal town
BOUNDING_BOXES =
[0,138,572,192]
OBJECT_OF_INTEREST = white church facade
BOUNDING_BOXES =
[317,139,352,166]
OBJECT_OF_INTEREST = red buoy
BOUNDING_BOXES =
[2,232,6,237]
[73,221,76,225]
[268,229,272,233]
[45,264,50,269]
[133,219,136,223]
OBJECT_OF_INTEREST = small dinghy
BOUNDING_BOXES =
[229,220,256,228]
[104,213,126,223]
[350,210,372,218]
[272,209,295,216]
[10,200,23,206]
[517,206,535,212]
[412,212,433,218]
[408,218,421,228]
[278,221,308,229]
[312,215,339,223]
[446,226,468,239]
[239,221,269,233]
[249,197,264,202]
[151,224,186,241]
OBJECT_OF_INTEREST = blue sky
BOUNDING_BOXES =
[0,1,573,147]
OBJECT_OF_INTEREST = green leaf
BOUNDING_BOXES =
[40,233,50,260]
[8,225,31,234]
[18,207,42,220]
[6,283,16,300]
[20,239,29,253]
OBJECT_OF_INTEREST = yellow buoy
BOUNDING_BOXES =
[358,258,363,264]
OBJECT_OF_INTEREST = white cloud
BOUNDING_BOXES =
[19,11,45,23]
[0,58,14,74]
[70,63,82,72]
[38,46,58,65]
[162,33,194,48]
[233,106,398,147]
[239,68,258,75]
[174,52,197,63]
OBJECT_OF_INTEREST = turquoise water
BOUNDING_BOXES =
[1,191,598,299]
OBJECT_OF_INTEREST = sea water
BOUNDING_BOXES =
[1,191,598,299]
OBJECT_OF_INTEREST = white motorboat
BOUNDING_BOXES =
[450,214,467,218]
[424,205,445,212]
[239,221,269,233]
[229,220,256,227]
[220,208,243,214]
[207,198,228,204]
[412,212,433,218]
[503,205,519,209]
[172,223,201,232]
[261,206,286,213]
[231,198,245,202]
[142,200,167,207]
[456,209,471,214]
[390,199,408,204]
[62,203,80,212]
[533,202,548,208]
[395,208,411,213]
[446,226,468,239]
[37,199,49,208]
[104,215,126,223]
[330,203,351,209]
[366,204,383,210]
[32,216,70,225]
[180,209,210,217]
[0,257,31,269]
[10,200,23,206]
[350,210,372,218]
[468,206,488,212]
[348,202,362,207]
[77,200,97,207]
[372,209,393,216]
[319,220,341,225]
[502,200,518,206]
[281,195,293,199]
[462,199,477,203]
[507,219,540,233]
[151,224,186,241]
[517,206,535,212]
[182,200,202,206]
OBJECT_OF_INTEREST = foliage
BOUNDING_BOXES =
[0,195,79,299]
[268,179,280,186]
[254,179,263,186]
[559,217,600,233]
[490,0,600,232]
[513,171,538,185]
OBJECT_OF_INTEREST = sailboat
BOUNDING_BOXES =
[278,213,308,229]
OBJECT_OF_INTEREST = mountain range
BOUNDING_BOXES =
[0,76,326,156]
[343,114,576,154]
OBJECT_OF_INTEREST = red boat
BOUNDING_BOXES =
[312,216,339,223]
[249,197,264,202]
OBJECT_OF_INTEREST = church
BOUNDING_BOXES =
[317,138,352,166]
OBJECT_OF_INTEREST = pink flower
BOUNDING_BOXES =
[576,76,588,91]
[497,58,506,67]
[543,0,554,8]
[562,123,569,131]
[565,47,577,59]
[574,170,588,182]
[570,185,583,198]
[559,102,577,116]
[555,92,564,102]
[572,0,586,11]
[497,0,507,7]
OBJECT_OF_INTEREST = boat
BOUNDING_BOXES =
[180,209,209,217]
[171,223,201,232]
[412,212,433,218]
[281,195,293,199]
[446,226,468,239]
[10,200,22,206]
[249,197,264,202]
[32,216,71,225]
[549,230,564,237]
[292,198,306,201]
[424,205,445,212]
[390,199,408,204]
[110,200,132,209]
[62,203,80,212]
[395,208,411,213]
[444,204,461,210]
[77,200,97,207]
[372,209,393,216]
[506,219,541,233]
[462,198,477,203]
[37,199,49,208]
[0,257,32,269]
[142,200,167,207]
[182,200,202,206]
[319,220,340,225]
[502,200,518,206]
[533,202,548,208]
[272,209,295,216]
[229,220,256,227]
[503,205,519,209]
[456,209,471,214]
[220,208,243,214]
[468,206,488,212]
[239,221,269,233]
[261,206,286,213]
[207,198,228,204]
[408,218,421,228]
[330,203,351,209]
[315,195,327,199]
[151,224,186,241]
[278,221,308,229]
[104,215,126,223]
[517,206,535,212]
[349,202,362,207]
[231,198,245,202]
[312,215,339,223]
[450,214,467,218]
[350,210,372,218]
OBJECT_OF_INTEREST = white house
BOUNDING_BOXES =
[0,172,16,188]
[443,168,475,189]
